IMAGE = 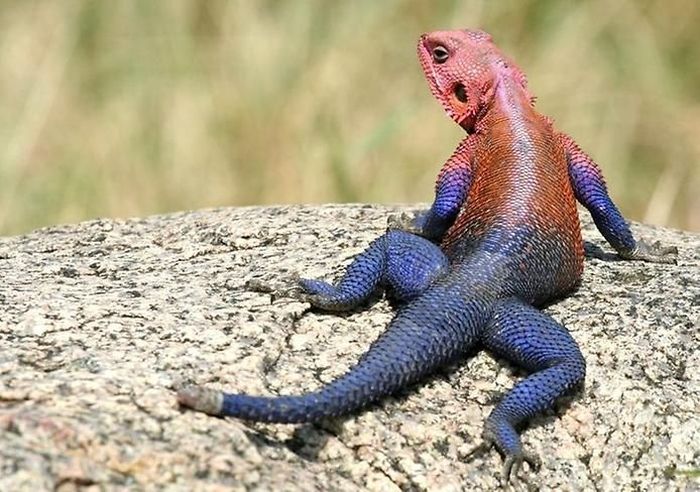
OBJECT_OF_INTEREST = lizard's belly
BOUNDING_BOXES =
[444,205,584,304]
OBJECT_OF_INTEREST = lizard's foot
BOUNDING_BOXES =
[502,449,540,483]
[620,239,678,264]
[387,211,425,236]
[246,275,308,303]
[248,275,361,310]
[247,275,341,308]
[296,278,362,311]
[465,430,540,483]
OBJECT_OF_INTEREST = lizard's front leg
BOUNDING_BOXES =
[561,133,677,263]
[390,135,476,241]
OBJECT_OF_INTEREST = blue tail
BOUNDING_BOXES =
[178,287,486,422]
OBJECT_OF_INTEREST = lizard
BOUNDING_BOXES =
[177,29,678,480]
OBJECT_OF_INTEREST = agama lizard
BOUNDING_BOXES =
[177,29,677,480]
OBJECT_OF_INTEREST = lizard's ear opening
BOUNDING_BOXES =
[449,82,480,131]
[454,84,468,103]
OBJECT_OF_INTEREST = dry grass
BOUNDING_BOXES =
[0,0,698,234]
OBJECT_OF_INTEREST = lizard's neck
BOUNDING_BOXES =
[468,70,545,224]
[470,66,534,133]
[491,70,534,119]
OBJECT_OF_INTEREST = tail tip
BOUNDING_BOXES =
[177,385,224,415]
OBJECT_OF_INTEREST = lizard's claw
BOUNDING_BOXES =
[243,276,334,309]
[502,450,540,483]
[462,440,494,461]
[387,211,446,241]
[620,239,678,264]
[464,435,540,484]
[246,275,308,303]
[296,278,358,311]
[245,278,275,293]
[387,211,425,236]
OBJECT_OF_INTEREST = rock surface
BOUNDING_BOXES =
[0,204,698,491]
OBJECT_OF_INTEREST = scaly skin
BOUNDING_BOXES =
[177,30,678,481]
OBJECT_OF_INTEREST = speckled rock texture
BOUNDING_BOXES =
[0,204,698,491]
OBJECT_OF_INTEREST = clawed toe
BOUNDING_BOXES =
[644,240,679,263]
[463,440,494,461]
[621,239,679,264]
[655,242,679,256]
[503,450,540,483]
[465,434,540,483]
[245,278,275,293]
[387,212,418,232]
[246,275,308,302]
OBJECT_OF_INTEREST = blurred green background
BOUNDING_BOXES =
[0,0,698,235]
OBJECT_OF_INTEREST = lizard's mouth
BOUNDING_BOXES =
[417,38,454,114]
[417,38,440,92]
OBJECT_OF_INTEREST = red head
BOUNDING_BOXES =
[417,29,530,132]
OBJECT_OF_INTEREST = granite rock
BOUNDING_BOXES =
[0,205,698,491]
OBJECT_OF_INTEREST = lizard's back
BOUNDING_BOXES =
[441,78,584,305]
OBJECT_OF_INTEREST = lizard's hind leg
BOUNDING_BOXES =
[300,229,448,311]
[479,298,586,481]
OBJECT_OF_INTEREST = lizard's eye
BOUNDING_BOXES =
[432,45,449,64]
[454,83,468,103]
